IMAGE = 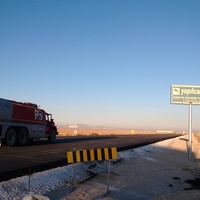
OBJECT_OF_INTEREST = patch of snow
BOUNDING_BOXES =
[0,160,111,200]
[0,147,152,200]
[0,140,180,200]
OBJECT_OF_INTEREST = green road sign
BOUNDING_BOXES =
[171,85,200,105]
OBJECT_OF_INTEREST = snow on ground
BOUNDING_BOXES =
[0,160,108,200]
[0,156,119,199]
[0,137,198,200]
[0,146,141,200]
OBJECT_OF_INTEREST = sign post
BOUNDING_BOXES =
[188,102,192,159]
[171,85,200,160]
[67,147,118,193]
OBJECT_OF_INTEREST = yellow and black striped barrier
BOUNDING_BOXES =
[67,147,117,164]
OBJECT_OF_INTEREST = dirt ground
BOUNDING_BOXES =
[57,128,179,136]
[45,135,200,200]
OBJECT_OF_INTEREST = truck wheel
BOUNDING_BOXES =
[17,128,28,146]
[48,129,56,143]
[5,128,17,147]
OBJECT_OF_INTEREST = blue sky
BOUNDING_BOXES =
[1,0,200,130]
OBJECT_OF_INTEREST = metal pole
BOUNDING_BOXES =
[72,162,75,186]
[188,103,192,160]
[106,160,111,194]
[72,148,75,186]
[28,166,31,193]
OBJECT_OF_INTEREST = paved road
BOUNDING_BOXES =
[0,134,180,181]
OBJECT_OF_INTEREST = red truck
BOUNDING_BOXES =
[0,98,58,146]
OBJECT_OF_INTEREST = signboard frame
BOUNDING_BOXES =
[170,84,200,160]
[171,84,200,105]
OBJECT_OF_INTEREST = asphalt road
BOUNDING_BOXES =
[0,134,181,182]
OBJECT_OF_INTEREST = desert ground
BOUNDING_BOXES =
[57,127,180,137]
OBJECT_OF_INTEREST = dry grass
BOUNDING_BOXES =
[57,128,162,136]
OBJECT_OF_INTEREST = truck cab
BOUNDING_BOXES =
[45,113,58,143]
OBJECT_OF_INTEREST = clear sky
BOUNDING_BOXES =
[1,0,200,131]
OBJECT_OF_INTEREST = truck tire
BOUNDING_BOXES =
[48,129,56,143]
[5,128,17,147]
[17,128,28,146]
